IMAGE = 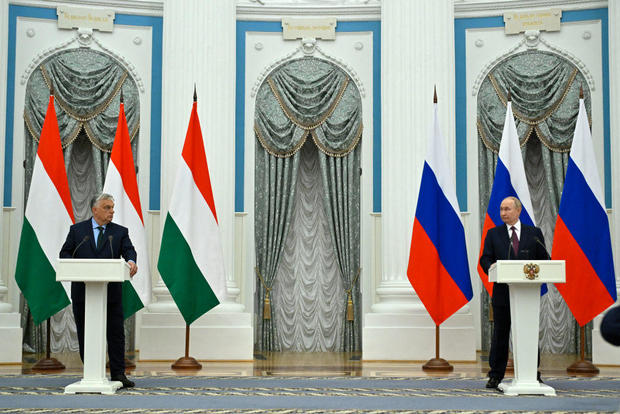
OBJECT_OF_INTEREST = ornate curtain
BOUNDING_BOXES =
[254,57,362,352]
[21,48,140,353]
[477,50,592,354]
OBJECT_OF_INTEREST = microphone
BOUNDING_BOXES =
[534,237,550,259]
[72,235,90,258]
[108,235,114,258]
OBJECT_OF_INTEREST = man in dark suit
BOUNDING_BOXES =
[601,306,620,346]
[480,196,548,389]
[60,193,138,388]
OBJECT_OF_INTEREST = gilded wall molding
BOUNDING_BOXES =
[471,32,595,97]
[20,29,146,93]
[250,41,366,98]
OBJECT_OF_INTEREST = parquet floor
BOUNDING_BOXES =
[2,351,619,379]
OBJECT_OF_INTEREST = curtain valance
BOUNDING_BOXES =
[255,57,362,158]
[477,51,591,154]
[24,48,140,153]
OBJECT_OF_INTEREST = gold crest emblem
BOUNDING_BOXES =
[523,263,540,280]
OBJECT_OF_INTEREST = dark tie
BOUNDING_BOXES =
[96,226,104,248]
[510,226,519,256]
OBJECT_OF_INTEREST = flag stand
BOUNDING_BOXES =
[567,326,599,375]
[32,318,65,371]
[422,325,453,372]
[171,325,202,370]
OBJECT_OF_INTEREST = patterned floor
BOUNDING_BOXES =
[1,374,619,413]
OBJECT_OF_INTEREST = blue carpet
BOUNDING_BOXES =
[0,374,619,413]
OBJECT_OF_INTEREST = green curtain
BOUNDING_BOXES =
[254,57,362,352]
[478,50,592,355]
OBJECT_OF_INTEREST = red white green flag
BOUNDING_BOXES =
[157,93,226,325]
[15,95,73,325]
[103,96,152,318]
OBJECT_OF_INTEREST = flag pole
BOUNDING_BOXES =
[567,325,599,375]
[171,324,202,370]
[564,88,599,376]
[422,324,454,372]
[420,87,453,373]
[32,318,65,371]
[117,87,136,371]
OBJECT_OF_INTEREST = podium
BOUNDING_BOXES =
[57,258,130,394]
[489,260,565,396]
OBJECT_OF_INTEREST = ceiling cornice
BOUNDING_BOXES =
[454,0,607,19]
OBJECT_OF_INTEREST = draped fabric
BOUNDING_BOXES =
[254,57,362,158]
[273,141,344,351]
[254,57,362,352]
[318,145,361,352]
[255,150,300,352]
[478,50,592,354]
[21,48,140,353]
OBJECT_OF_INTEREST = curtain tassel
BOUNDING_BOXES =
[263,292,272,320]
[346,291,354,321]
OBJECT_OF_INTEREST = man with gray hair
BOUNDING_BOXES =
[60,193,138,388]
[480,196,548,390]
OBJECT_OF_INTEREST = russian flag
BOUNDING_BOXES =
[476,98,539,296]
[407,98,472,326]
[552,96,616,326]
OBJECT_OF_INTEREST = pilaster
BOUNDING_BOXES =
[363,0,475,361]
[0,0,22,363]
[138,0,252,360]
[593,0,620,365]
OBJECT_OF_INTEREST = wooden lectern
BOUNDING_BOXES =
[488,260,565,396]
[57,258,130,395]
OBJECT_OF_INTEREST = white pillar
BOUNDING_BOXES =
[0,0,22,363]
[363,0,475,361]
[138,0,252,360]
[593,0,620,365]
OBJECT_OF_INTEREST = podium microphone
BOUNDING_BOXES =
[108,235,114,258]
[534,237,550,260]
[72,235,90,257]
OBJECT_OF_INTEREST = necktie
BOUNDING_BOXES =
[510,226,519,257]
[96,226,104,248]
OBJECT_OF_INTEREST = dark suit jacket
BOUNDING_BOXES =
[59,218,137,303]
[480,223,548,306]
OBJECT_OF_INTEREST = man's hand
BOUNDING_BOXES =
[128,261,138,277]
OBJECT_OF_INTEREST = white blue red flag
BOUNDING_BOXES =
[407,99,472,325]
[476,99,539,296]
[552,96,616,326]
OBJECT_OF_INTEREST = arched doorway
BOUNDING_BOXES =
[253,57,363,352]
[477,50,592,355]
[21,48,141,353]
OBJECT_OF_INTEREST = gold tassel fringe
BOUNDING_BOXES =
[346,292,354,321]
[263,293,272,320]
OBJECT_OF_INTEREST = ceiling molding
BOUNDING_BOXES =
[9,0,163,16]
[236,4,380,21]
[454,0,607,18]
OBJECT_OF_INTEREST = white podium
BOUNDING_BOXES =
[489,260,565,396]
[57,258,130,394]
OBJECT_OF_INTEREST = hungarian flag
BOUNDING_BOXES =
[157,92,226,325]
[15,95,73,325]
[476,98,539,296]
[407,97,472,325]
[552,96,616,326]
[103,95,151,319]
